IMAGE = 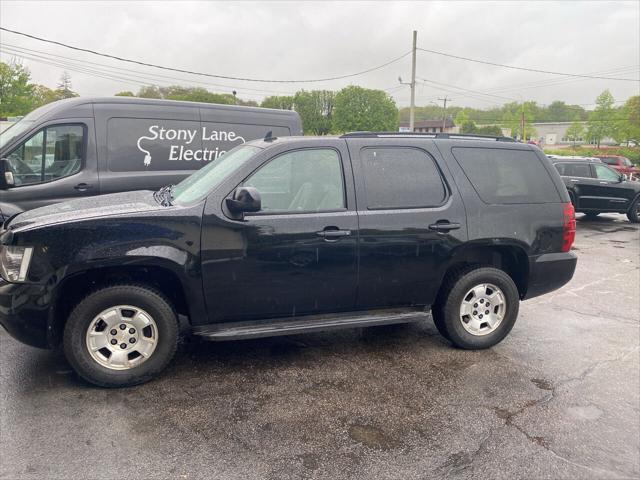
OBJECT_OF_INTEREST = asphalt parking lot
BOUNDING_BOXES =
[1,214,638,480]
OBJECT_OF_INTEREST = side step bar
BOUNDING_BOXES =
[193,308,431,341]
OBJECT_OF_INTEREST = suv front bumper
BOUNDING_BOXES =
[524,251,577,299]
[0,279,52,349]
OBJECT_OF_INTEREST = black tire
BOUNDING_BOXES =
[63,284,178,387]
[627,196,640,223]
[584,212,599,219]
[436,267,519,349]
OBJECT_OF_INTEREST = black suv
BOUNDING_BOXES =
[549,155,640,222]
[0,133,577,387]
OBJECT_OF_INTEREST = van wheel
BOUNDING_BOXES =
[63,285,178,387]
[627,196,640,223]
[437,267,519,349]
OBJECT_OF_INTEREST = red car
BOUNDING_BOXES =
[595,155,640,179]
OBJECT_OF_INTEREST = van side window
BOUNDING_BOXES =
[6,125,84,186]
[244,149,345,213]
[360,147,447,209]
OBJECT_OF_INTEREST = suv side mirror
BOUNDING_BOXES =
[0,159,15,189]
[226,186,261,217]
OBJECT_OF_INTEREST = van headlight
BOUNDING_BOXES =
[0,246,34,282]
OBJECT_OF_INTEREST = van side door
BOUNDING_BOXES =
[346,138,468,308]
[1,119,98,212]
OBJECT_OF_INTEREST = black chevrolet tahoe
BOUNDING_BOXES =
[0,133,577,387]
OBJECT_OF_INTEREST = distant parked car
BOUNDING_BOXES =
[594,155,640,180]
[550,156,640,222]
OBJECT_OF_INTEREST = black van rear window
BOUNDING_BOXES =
[452,147,561,204]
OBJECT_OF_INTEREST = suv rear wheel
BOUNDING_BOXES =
[433,267,519,349]
[63,284,178,387]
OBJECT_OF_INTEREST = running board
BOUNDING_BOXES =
[193,308,430,341]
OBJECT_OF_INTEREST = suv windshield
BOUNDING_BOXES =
[172,144,261,204]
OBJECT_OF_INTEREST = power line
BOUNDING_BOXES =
[417,47,639,82]
[0,26,411,84]
[1,43,298,96]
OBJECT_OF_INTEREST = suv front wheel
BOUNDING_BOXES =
[63,284,179,387]
[433,267,520,349]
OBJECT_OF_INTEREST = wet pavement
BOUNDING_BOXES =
[1,213,639,479]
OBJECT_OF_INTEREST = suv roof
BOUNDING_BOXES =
[547,155,602,163]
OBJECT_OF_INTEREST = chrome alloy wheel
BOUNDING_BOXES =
[459,283,506,336]
[85,305,158,370]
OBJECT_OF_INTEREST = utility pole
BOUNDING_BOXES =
[438,96,450,132]
[410,30,417,132]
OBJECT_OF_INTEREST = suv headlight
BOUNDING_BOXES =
[0,246,34,282]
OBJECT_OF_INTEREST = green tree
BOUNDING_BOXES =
[565,116,585,146]
[613,96,640,144]
[587,90,615,148]
[476,125,503,136]
[293,90,335,135]
[136,86,163,99]
[332,86,397,133]
[115,91,135,97]
[0,60,35,116]
[261,95,295,110]
[55,71,78,99]
[454,110,478,133]
[502,102,537,140]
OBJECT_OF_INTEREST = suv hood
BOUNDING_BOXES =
[7,190,164,232]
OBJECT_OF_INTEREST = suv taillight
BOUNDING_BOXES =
[561,202,576,252]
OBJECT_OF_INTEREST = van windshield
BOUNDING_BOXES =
[0,119,35,150]
[172,144,261,204]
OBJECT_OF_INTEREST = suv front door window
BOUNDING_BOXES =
[593,164,621,182]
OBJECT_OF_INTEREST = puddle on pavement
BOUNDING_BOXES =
[348,423,399,450]
[531,378,554,391]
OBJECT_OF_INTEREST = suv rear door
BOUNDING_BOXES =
[346,138,467,308]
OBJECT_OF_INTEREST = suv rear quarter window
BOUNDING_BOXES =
[360,147,447,209]
[452,147,561,204]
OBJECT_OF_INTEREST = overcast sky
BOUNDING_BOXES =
[1,1,638,110]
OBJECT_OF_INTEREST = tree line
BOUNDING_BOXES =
[1,60,637,146]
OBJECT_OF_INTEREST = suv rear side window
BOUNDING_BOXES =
[554,162,592,178]
[452,147,561,204]
[360,147,447,209]
[6,125,84,186]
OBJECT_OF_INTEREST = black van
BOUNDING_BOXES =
[0,97,302,219]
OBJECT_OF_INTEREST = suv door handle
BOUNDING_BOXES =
[74,183,94,192]
[428,221,461,232]
[316,228,351,240]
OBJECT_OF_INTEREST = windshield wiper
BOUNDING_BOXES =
[154,184,174,206]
